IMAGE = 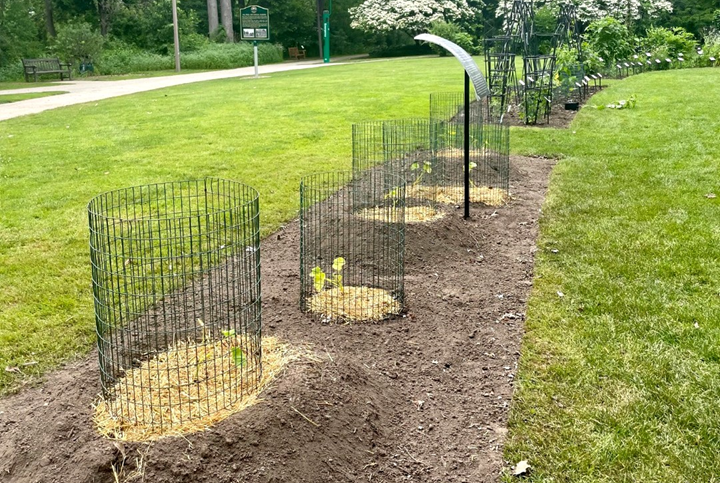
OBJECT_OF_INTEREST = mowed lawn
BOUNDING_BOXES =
[1,56,719,482]
[0,57,466,393]
[503,67,720,482]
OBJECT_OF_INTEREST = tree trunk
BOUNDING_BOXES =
[219,0,233,41]
[97,0,112,36]
[316,0,324,58]
[44,0,56,37]
[207,0,219,35]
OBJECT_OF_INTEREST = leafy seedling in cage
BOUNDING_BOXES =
[384,187,402,208]
[311,257,346,294]
[410,161,432,186]
[311,266,326,292]
[221,328,246,368]
[469,161,478,187]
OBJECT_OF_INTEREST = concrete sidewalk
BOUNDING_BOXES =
[0,58,357,122]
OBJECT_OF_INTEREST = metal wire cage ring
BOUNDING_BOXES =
[88,178,261,434]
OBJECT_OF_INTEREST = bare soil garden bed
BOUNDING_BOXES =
[0,155,554,483]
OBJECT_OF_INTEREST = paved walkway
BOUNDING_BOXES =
[0,57,364,121]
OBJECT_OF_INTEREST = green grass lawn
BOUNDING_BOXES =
[502,67,720,482]
[0,81,61,90]
[0,91,66,104]
[0,56,464,394]
[1,57,719,481]
[82,69,212,81]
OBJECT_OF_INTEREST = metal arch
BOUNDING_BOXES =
[414,33,490,100]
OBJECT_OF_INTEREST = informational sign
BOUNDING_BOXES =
[240,5,270,41]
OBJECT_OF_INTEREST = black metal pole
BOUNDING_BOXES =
[464,71,470,219]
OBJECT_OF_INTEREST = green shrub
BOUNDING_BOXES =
[0,61,25,82]
[368,31,430,58]
[95,42,283,75]
[642,26,697,57]
[586,18,633,64]
[0,1,43,68]
[428,21,476,55]
[52,22,104,65]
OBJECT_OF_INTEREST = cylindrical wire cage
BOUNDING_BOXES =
[300,170,406,323]
[88,178,261,435]
[352,119,444,223]
[430,93,510,206]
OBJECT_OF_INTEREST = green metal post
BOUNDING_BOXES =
[323,9,330,63]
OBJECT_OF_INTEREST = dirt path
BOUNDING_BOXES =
[0,155,554,483]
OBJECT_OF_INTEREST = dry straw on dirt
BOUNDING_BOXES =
[309,286,401,322]
[356,205,445,224]
[94,336,301,442]
[407,185,509,206]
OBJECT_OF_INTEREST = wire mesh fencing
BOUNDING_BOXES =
[300,170,406,323]
[88,178,261,437]
[353,119,446,223]
[430,93,510,206]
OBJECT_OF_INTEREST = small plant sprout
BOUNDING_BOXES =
[410,160,432,186]
[231,347,246,367]
[221,328,245,368]
[311,256,346,294]
[311,266,326,292]
[384,186,402,207]
[331,257,345,292]
[469,161,478,187]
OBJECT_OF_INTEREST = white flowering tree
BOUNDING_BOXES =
[495,0,673,26]
[349,0,478,34]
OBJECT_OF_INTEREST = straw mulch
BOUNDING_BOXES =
[356,205,445,224]
[407,185,509,207]
[94,336,304,442]
[309,286,401,322]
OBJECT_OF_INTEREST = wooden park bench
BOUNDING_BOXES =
[288,47,306,60]
[22,58,72,82]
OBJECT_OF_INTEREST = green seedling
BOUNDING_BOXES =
[331,257,345,292]
[231,347,246,367]
[221,328,245,368]
[311,256,346,293]
[311,266,326,292]
[385,186,402,208]
[410,161,432,186]
[469,161,478,187]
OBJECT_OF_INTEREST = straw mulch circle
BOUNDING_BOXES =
[94,336,305,442]
[406,185,509,206]
[309,286,401,322]
[355,205,445,224]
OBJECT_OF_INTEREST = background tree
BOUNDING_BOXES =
[349,0,478,36]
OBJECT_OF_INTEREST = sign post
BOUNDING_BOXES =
[323,9,330,63]
[240,5,270,78]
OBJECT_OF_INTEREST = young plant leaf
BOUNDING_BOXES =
[221,329,236,338]
[311,266,326,292]
[231,347,245,367]
[332,257,345,272]
[410,162,419,171]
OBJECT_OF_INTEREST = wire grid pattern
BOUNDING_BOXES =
[484,36,519,121]
[353,119,439,209]
[300,171,406,322]
[88,178,261,431]
[522,55,557,125]
[430,93,510,203]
